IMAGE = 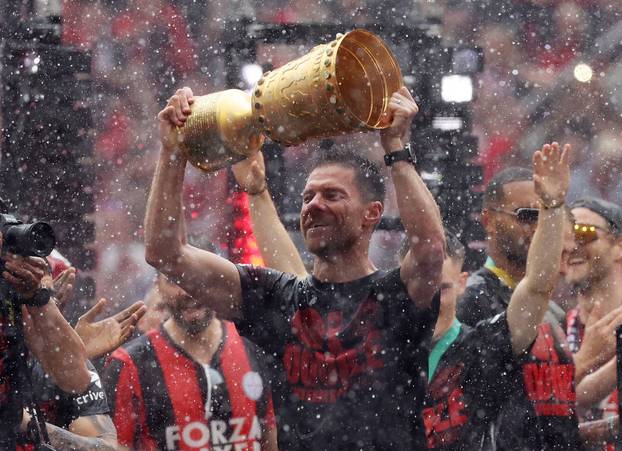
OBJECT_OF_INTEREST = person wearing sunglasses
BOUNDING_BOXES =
[563,197,622,449]
[456,166,541,328]
[455,143,590,450]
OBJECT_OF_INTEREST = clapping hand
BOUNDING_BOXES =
[52,266,76,312]
[75,299,147,359]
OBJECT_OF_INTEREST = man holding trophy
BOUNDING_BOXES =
[145,30,445,450]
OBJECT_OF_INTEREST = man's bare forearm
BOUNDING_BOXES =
[45,422,116,451]
[391,161,444,252]
[144,148,187,270]
[523,207,565,295]
[507,207,565,353]
[26,302,89,393]
[144,146,244,319]
[391,160,445,305]
[249,190,307,277]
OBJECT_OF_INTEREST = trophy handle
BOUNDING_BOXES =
[179,90,264,172]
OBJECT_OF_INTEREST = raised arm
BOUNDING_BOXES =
[380,87,445,308]
[506,142,570,354]
[232,152,308,277]
[144,87,243,319]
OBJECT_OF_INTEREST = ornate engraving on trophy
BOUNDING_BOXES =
[179,29,403,171]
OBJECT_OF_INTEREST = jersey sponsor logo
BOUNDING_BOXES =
[75,389,106,405]
[423,364,468,448]
[283,303,384,403]
[522,323,575,417]
[165,415,262,450]
[75,369,106,405]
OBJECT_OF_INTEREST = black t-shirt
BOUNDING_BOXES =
[456,267,512,328]
[457,265,582,451]
[495,320,581,450]
[424,313,518,451]
[236,265,439,450]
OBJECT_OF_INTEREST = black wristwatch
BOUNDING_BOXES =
[21,288,51,307]
[384,143,416,167]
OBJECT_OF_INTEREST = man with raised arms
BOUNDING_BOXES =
[144,85,445,449]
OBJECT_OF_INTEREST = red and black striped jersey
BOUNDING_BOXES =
[103,320,275,450]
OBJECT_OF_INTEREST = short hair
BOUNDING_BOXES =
[484,167,533,208]
[306,147,385,203]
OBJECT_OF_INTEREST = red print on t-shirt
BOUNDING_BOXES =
[283,301,384,404]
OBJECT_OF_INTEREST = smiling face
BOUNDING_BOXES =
[300,164,382,258]
[565,207,618,292]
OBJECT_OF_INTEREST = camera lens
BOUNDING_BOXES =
[28,222,56,257]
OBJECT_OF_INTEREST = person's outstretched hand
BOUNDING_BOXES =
[232,151,267,195]
[75,299,147,359]
[158,86,194,152]
[53,266,76,312]
[533,142,570,208]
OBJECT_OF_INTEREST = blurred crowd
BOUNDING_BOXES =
[57,0,622,308]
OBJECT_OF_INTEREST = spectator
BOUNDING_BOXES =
[103,274,277,450]
[565,197,622,449]
[455,160,585,449]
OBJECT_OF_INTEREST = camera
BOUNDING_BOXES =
[0,213,56,257]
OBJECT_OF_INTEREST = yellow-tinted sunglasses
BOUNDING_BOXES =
[573,223,609,245]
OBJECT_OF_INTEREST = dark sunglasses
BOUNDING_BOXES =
[573,223,610,245]
[490,207,539,223]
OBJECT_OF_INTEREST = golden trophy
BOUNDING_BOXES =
[178,29,403,172]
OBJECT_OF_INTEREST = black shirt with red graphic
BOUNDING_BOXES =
[235,265,439,450]
[495,320,581,450]
[423,313,518,450]
[102,320,276,450]
[457,266,582,450]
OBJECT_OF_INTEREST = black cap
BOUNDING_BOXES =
[569,196,622,235]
